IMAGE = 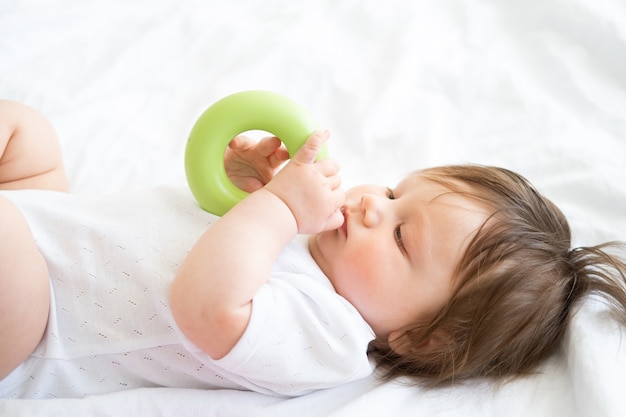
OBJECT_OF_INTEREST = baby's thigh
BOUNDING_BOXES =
[0,195,50,379]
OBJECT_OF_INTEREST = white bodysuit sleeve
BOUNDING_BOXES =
[212,272,376,396]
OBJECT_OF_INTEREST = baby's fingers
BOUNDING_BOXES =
[315,156,341,177]
[324,188,346,231]
[268,145,290,169]
[325,208,345,231]
[327,174,342,192]
[228,135,254,150]
[293,129,330,165]
[256,136,283,157]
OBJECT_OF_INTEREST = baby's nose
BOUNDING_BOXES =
[360,194,382,228]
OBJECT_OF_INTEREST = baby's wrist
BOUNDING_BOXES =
[253,188,299,235]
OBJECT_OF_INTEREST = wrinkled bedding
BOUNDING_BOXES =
[1,0,625,415]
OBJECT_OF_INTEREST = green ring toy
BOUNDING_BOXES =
[185,90,327,216]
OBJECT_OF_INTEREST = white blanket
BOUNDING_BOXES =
[1,0,625,415]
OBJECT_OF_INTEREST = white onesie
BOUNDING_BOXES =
[0,186,374,399]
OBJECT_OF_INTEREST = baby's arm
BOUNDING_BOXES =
[0,100,68,191]
[171,130,344,359]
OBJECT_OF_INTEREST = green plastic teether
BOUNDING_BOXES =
[185,90,327,215]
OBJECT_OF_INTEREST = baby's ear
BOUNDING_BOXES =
[388,328,449,356]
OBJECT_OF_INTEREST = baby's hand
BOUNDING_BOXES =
[265,130,345,234]
[225,135,290,193]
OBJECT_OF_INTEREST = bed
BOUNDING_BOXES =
[1,0,625,415]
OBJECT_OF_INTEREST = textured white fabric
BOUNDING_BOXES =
[0,187,374,399]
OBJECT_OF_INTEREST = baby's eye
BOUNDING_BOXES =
[387,188,396,200]
[394,225,407,255]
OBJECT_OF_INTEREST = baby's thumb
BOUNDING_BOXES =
[293,129,329,164]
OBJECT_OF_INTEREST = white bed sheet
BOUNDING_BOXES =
[1,0,626,416]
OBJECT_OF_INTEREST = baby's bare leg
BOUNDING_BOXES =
[0,196,50,379]
[0,100,68,192]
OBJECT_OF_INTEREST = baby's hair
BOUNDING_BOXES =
[369,165,626,386]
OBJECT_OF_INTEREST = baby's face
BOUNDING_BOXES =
[309,173,489,339]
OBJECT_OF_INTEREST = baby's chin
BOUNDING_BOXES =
[307,234,328,269]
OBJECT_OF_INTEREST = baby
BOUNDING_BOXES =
[1,100,625,399]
